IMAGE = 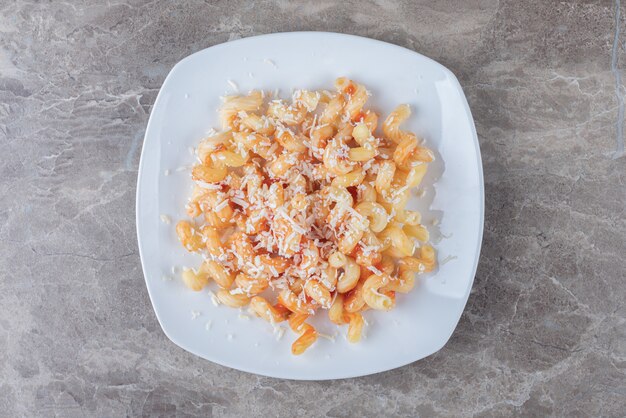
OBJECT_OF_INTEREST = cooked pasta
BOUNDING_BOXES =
[175,78,437,354]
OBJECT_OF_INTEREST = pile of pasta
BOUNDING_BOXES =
[176,77,436,354]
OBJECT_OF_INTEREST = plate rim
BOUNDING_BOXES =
[136,31,484,380]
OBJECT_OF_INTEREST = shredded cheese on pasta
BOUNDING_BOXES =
[174,77,437,354]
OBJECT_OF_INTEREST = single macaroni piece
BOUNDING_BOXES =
[363,274,394,310]
[249,296,288,323]
[291,323,318,355]
[175,78,437,354]
[205,260,235,289]
[328,293,345,324]
[288,312,310,332]
[336,256,360,293]
[344,312,364,343]
[304,279,332,308]
[344,280,366,313]
[235,273,269,295]
[181,267,209,291]
[278,289,316,315]
[356,201,388,233]
[176,221,204,252]
[216,288,250,307]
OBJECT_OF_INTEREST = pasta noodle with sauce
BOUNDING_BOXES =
[174,78,437,354]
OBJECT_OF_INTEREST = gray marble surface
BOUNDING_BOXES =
[1,0,625,416]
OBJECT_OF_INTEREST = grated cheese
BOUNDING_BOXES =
[367,266,383,276]
[208,290,220,307]
[274,326,286,341]
[276,207,307,234]
[214,199,229,212]
[263,58,277,68]
[171,78,437,354]
[318,332,336,342]
[231,197,249,208]
[196,181,222,190]
[227,79,239,91]
[441,255,458,265]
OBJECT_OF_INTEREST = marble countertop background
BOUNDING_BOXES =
[1,1,625,417]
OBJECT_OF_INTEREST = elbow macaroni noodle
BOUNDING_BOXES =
[174,78,437,354]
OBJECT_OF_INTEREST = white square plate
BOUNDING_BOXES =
[136,32,483,380]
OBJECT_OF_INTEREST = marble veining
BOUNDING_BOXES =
[0,0,624,417]
[612,0,625,158]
